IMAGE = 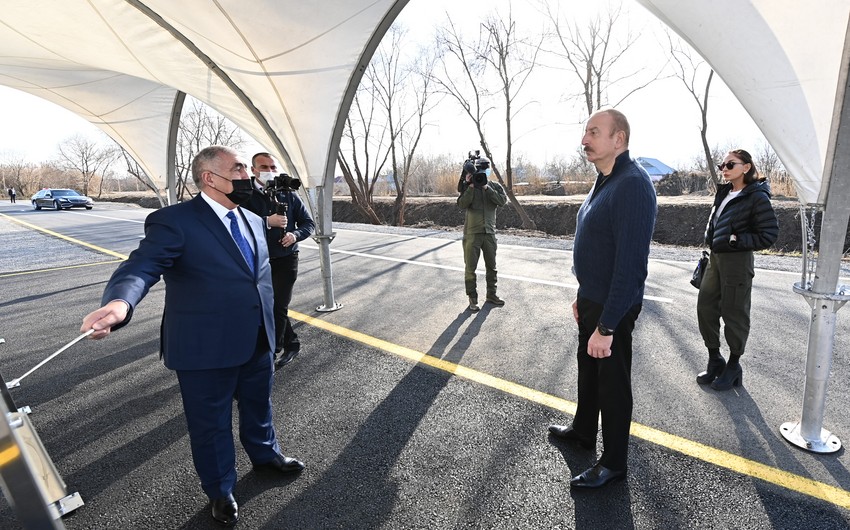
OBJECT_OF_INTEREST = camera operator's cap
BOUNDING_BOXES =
[475,156,491,170]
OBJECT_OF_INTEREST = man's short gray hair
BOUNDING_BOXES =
[191,146,237,187]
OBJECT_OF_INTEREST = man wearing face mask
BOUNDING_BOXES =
[80,146,305,527]
[244,152,315,369]
[457,154,508,312]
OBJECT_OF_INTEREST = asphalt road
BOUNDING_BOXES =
[1,201,849,529]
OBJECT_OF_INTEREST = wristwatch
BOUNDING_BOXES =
[597,323,614,336]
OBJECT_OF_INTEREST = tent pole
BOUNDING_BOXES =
[781,57,850,453]
[165,91,185,206]
[311,184,342,313]
[784,282,848,453]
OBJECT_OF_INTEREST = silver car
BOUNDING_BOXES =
[31,188,94,210]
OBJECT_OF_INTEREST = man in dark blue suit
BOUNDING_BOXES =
[81,145,304,526]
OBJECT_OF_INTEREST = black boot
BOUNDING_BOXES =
[711,363,743,391]
[697,356,726,385]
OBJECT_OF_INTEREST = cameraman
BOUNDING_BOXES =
[457,155,508,312]
[244,152,315,370]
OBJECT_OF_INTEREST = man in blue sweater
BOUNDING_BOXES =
[549,109,657,488]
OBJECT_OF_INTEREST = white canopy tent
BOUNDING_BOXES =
[0,0,410,311]
[0,0,848,454]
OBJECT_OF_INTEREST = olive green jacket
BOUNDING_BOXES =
[457,180,508,234]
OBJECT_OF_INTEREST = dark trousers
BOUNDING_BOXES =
[572,297,641,471]
[270,253,299,353]
[697,251,754,356]
[462,233,497,298]
[175,329,280,499]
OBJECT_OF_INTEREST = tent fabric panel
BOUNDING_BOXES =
[140,0,400,185]
[637,0,850,205]
[0,65,177,187]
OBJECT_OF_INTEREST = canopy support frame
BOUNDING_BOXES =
[780,44,850,453]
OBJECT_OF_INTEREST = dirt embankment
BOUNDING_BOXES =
[332,195,814,253]
[100,192,822,253]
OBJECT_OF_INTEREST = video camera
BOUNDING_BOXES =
[265,173,301,193]
[463,150,480,177]
[263,173,301,217]
[463,150,490,188]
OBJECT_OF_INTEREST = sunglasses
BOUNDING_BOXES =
[717,161,744,171]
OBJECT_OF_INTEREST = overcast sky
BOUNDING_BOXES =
[0,0,766,170]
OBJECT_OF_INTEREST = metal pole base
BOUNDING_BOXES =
[316,302,343,313]
[50,492,85,518]
[780,421,841,454]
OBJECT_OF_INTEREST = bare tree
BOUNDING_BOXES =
[542,1,660,116]
[754,140,782,180]
[56,134,118,197]
[0,158,100,198]
[119,147,167,207]
[175,98,244,201]
[547,147,597,182]
[481,11,544,195]
[433,10,538,230]
[666,31,720,188]
[337,86,391,224]
[0,156,37,197]
[368,25,440,226]
[406,153,457,195]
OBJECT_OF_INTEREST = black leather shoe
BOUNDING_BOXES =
[211,494,238,526]
[274,349,300,370]
[570,462,627,489]
[254,453,305,474]
[548,424,595,450]
[697,356,726,385]
[711,363,743,391]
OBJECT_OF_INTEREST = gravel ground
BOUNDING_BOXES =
[0,216,108,274]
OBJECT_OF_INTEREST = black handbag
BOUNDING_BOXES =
[690,251,709,289]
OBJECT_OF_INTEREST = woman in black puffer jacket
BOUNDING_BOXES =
[696,149,779,391]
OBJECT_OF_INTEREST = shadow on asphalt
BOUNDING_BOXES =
[252,308,491,528]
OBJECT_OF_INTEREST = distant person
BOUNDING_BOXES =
[7,187,16,203]
[696,149,778,390]
[243,152,315,369]
[548,109,657,489]
[457,153,508,312]
[81,145,304,527]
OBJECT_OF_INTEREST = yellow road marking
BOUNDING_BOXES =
[290,309,850,510]
[0,212,129,259]
[0,444,21,467]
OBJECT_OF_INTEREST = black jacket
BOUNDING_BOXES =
[704,180,778,253]
[243,184,315,259]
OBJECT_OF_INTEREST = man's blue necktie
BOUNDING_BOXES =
[226,211,255,274]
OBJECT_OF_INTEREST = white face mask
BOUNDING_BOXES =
[484,168,492,177]
[258,171,276,185]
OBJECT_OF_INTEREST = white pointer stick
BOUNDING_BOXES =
[7,329,95,388]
